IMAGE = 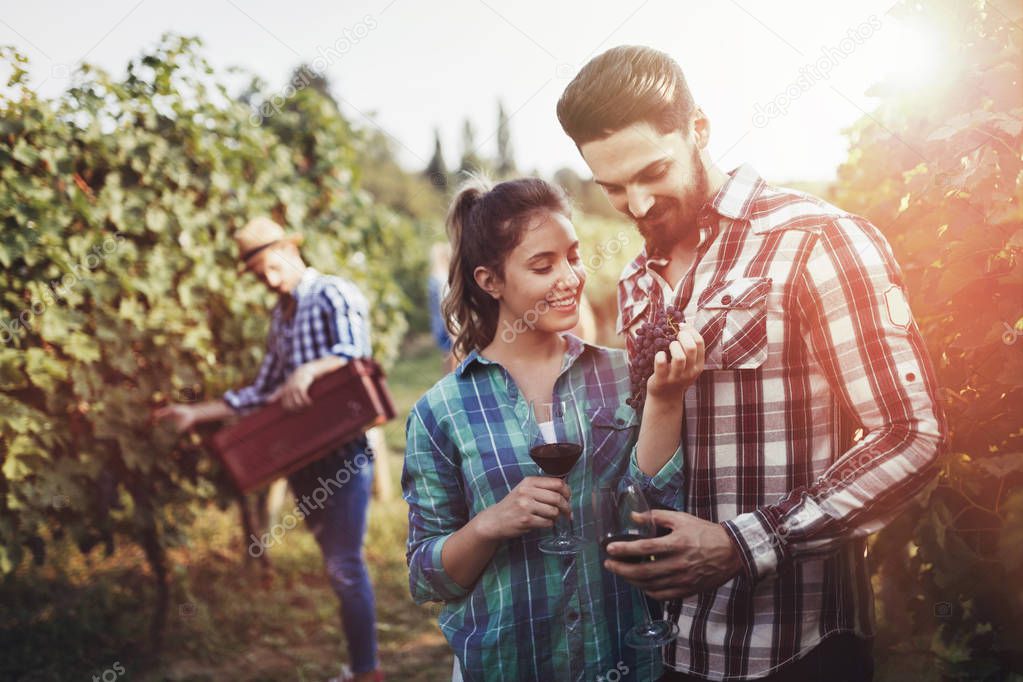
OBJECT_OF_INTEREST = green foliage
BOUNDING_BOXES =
[833,0,1023,676]
[571,213,638,345]
[554,166,623,220]
[353,127,447,336]
[0,35,411,578]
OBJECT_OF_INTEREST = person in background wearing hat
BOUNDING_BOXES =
[154,217,383,682]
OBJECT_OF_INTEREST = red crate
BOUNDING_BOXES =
[211,359,396,493]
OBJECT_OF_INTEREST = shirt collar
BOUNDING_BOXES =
[455,332,595,379]
[291,267,318,300]
[710,163,765,221]
[620,163,766,282]
[274,267,318,320]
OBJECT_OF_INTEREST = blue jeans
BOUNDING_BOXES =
[288,438,378,674]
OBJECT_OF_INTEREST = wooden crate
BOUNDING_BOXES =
[211,359,396,493]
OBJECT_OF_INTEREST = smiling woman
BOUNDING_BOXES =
[403,174,701,682]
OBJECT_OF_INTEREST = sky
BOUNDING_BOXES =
[0,0,946,183]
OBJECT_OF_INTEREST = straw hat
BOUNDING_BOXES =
[233,217,304,268]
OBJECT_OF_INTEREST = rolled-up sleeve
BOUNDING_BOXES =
[628,442,685,511]
[319,281,370,360]
[723,216,948,582]
[402,406,470,603]
[222,346,281,411]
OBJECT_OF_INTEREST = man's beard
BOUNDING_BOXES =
[635,147,709,259]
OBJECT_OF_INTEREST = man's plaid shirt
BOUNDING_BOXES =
[616,164,948,679]
[223,267,371,410]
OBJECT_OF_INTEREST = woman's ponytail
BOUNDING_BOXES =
[443,176,493,360]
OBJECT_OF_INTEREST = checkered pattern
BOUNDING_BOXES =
[617,164,948,680]
[224,268,372,410]
[403,336,684,682]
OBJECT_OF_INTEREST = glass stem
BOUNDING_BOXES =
[555,474,573,538]
[639,593,657,628]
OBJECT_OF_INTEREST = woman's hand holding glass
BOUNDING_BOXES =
[474,476,572,541]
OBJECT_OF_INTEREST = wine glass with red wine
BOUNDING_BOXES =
[593,477,680,648]
[525,399,585,555]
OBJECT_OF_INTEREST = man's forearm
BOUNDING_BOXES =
[723,422,943,582]
[304,354,348,380]
[193,400,237,422]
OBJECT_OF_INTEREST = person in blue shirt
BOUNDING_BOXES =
[156,217,382,682]
[427,242,457,372]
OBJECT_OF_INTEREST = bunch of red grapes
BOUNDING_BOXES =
[626,304,685,411]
